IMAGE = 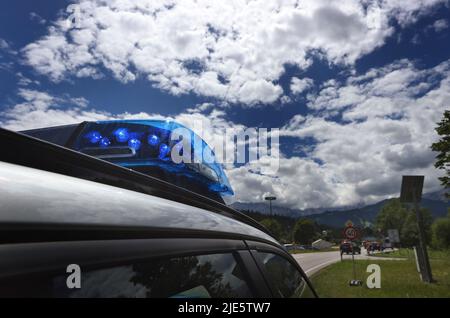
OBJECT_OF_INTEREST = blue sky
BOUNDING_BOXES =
[0,0,449,209]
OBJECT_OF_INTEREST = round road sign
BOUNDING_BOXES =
[343,226,358,240]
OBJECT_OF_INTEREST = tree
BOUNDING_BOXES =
[292,219,316,245]
[431,110,450,198]
[375,199,433,247]
[362,226,375,238]
[375,199,408,234]
[260,218,283,240]
[400,207,433,247]
[432,210,450,249]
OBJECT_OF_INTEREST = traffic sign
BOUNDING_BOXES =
[387,229,400,243]
[400,175,424,203]
[343,226,358,240]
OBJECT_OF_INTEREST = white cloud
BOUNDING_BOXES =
[432,18,449,32]
[0,38,17,57]
[1,59,447,210]
[29,12,47,25]
[290,77,314,95]
[279,59,449,207]
[0,39,10,51]
[21,0,446,106]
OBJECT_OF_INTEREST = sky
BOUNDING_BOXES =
[0,0,449,210]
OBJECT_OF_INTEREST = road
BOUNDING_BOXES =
[292,251,341,276]
[292,248,404,277]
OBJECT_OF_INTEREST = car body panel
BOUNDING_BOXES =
[0,161,278,246]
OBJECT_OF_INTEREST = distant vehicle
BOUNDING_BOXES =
[382,238,393,250]
[0,125,318,298]
[369,241,382,252]
[340,241,361,255]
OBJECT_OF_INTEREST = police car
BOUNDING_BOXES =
[0,120,317,298]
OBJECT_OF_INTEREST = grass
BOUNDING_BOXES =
[370,248,450,260]
[310,252,450,297]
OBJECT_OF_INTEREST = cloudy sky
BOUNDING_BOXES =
[0,0,449,210]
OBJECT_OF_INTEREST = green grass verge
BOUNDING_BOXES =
[310,256,450,297]
[370,248,450,260]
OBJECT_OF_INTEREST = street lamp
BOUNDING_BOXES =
[264,196,276,216]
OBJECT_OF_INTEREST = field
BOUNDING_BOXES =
[370,248,450,260]
[310,250,450,297]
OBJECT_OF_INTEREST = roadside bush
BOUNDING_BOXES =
[432,216,450,249]
[292,219,316,245]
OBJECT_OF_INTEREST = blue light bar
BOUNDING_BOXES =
[158,143,169,159]
[99,137,111,148]
[73,119,234,196]
[148,134,159,146]
[114,128,129,143]
[128,138,141,151]
[85,131,102,144]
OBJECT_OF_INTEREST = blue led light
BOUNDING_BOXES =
[128,138,141,150]
[147,134,159,146]
[114,128,129,142]
[99,137,111,147]
[158,143,170,159]
[85,131,102,144]
[74,120,235,196]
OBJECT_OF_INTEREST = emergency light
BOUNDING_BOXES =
[72,119,233,196]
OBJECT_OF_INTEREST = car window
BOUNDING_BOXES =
[1,253,254,298]
[256,252,314,298]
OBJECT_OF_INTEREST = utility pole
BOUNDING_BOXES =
[264,196,276,216]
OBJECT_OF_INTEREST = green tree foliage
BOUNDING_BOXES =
[431,110,450,198]
[260,218,283,240]
[292,218,316,244]
[432,210,450,249]
[362,226,375,238]
[375,199,433,247]
[400,207,433,247]
[375,199,408,233]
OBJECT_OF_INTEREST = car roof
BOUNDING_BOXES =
[0,127,274,239]
[0,161,278,246]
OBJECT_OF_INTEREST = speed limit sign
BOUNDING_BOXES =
[343,226,358,240]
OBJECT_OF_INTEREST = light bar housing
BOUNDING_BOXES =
[71,120,234,197]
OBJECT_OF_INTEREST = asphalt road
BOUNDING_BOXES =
[292,248,403,277]
[292,251,341,276]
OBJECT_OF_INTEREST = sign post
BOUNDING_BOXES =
[343,223,361,286]
[264,196,276,216]
[400,175,433,283]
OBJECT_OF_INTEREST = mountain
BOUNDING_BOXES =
[230,201,357,217]
[422,188,448,201]
[230,202,312,217]
[232,190,449,228]
[306,197,449,228]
